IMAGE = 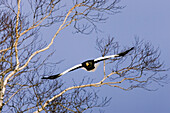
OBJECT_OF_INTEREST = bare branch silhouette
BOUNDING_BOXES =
[0,0,168,113]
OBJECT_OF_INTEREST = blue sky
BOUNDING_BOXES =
[41,0,170,113]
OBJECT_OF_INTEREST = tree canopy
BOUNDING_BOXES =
[0,0,168,112]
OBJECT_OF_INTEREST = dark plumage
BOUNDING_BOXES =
[42,47,134,79]
[82,60,95,71]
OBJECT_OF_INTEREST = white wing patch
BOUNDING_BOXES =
[94,54,119,62]
[90,63,100,72]
[61,64,82,75]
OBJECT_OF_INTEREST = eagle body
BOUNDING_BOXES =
[82,60,95,71]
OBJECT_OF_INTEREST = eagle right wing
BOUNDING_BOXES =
[94,47,134,63]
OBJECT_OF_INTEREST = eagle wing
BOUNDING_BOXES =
[94,47,134,63]
[42,64,82,79]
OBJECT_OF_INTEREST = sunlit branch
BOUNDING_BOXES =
[4,83,37,106]
[57,102,76,113]
[14,0,21,69]
[20,1,56,37]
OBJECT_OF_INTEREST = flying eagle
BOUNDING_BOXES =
[42,47,134,79]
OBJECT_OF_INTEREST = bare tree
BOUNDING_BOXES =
[96,37,167,91]
[0,0,124,112]
[0,0,168,113]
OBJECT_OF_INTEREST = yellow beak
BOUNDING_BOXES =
[86,62,89,66]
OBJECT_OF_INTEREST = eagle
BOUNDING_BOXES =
[42,47,134,79]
